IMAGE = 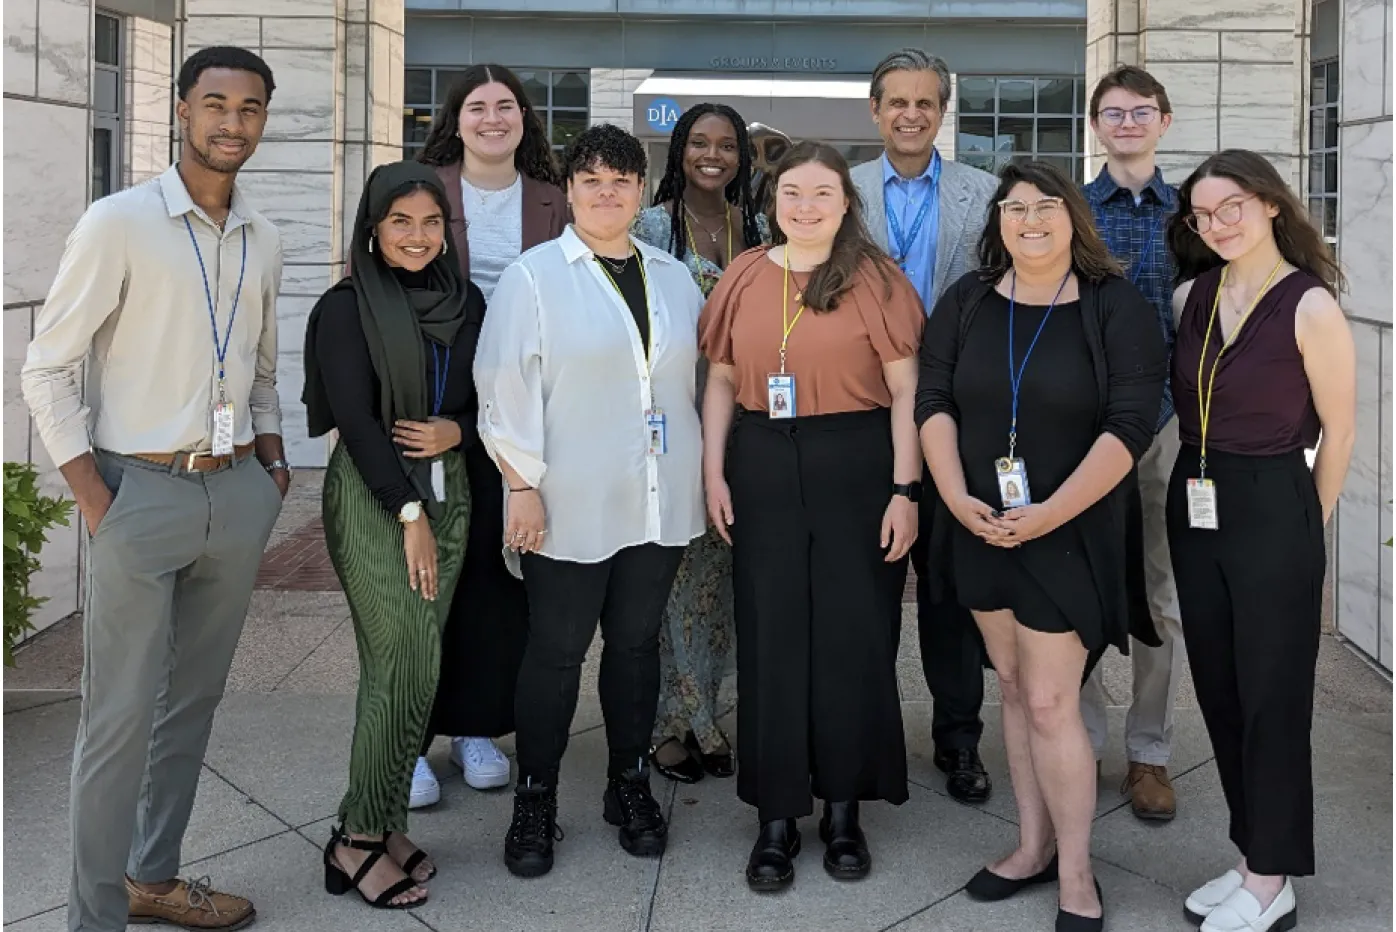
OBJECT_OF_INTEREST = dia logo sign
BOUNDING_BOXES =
[646,97,682,133]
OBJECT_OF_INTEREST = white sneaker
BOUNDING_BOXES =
[451,737,511,790]
[409,756,441,809]
[1200,879,1297,932]
[1185,869,1246,924]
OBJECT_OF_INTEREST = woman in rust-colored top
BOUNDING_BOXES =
[698,141,924,892]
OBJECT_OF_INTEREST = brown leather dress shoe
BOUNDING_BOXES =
[127,875,257,930]
[1121,762,1176,822]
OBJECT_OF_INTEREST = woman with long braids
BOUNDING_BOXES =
[407,65,568,805]
[632,103,769,784]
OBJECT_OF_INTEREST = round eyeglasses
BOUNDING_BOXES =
[1096,106,1161,127]
[1185,194,1258,234]
[998,197,1064,223]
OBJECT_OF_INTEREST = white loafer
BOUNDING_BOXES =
[1185,869,1246,924]
[451,737,511,790]
[409,755,441,809]
[1201,879,1297,932]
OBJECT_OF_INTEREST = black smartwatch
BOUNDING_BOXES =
[892,481,923,502]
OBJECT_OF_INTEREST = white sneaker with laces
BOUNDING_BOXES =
[451,737,511,790]
[1185,869,1246,924]
[1200,879,1297,932]
[409,756,441,809]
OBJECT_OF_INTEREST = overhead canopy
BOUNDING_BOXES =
[633,74,878,142]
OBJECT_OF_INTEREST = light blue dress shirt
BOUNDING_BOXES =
[882,150,941,313]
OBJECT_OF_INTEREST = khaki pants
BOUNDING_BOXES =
[1081,416,1185,767]
[68,452,281,932]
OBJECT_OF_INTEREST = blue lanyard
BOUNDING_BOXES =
[1109,220,1162,287]
[1007,270,1071,458]
[887,152,940,268]
[183,216,247,398]
[431,343,451,416]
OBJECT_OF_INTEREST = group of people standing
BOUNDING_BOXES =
[21,41,1355,932]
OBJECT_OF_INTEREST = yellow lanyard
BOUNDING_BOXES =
[1195,259,1284,476]
[779,246,806,373]
[683,209,732,294]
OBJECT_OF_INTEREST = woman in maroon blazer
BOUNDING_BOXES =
[408,63,568,805]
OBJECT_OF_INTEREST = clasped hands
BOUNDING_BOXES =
[948,494,1062,548]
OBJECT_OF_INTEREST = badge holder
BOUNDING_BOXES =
[211,384,235,457]
[431,460,447,503]
[1187,471,1219,530]
[646,406,668,455]
[995,456,1032,509]
[767,373,796,419]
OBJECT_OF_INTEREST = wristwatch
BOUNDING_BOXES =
[398,501,424,524]
[892,481,923,503]
[264,459,291,477]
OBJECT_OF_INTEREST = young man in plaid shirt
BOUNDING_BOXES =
[1080,66,1184,822]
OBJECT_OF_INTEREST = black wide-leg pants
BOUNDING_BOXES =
[1166,445,1324,876]
[729,408,909,823]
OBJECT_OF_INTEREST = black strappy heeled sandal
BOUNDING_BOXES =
[386,830,436,882]
[323,826,427,910]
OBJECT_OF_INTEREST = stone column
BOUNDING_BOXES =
[3,0,94,632]
[179,0,404,467]
[1332,0,1393,666]
[124,15,175,186]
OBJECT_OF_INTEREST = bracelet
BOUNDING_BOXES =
[508,485,534,493]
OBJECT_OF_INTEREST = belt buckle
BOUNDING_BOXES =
[186,452,199,472]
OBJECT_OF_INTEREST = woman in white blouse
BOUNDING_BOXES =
[474,124,705,880]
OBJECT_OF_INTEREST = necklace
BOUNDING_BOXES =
[682,202,727,243]
[595,250,633,274]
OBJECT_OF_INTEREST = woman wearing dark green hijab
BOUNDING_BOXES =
[303,161,482,909]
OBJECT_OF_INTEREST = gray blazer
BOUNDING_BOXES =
[851,154,999,311]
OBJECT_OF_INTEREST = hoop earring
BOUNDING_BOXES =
[368,235,375,254]
[441,239,448,256]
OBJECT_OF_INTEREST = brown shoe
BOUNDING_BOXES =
[1121,762,1176,822]
[127,875,256,930]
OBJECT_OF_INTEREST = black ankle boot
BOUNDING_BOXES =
[818,800,870,880]
[746,818,801,892]
[602,768,668,857]
[504,780,562,878]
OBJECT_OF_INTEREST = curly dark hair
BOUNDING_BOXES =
[1167,149,1344,296]
[177,46,275,102]
[650,104,762,261]
[417,64,560,186]
[978,160,1122,284]
[766,141,897,313]
[561,123,647,187]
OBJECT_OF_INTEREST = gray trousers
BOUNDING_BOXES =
[1082,416,1186,767]
[69,452,281,932]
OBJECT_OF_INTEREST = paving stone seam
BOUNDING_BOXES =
[267,618,354,693]
[639,778,680,932]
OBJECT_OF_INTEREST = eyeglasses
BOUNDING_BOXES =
[1096,106,1161,127]
[1185,193,1258,233]
[998,197,1064,223]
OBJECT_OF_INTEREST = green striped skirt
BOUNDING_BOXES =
[323,443,470,834]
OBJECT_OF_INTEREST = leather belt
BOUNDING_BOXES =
[130,444,256,473]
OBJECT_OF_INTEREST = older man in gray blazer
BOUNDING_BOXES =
[851,47,999,806]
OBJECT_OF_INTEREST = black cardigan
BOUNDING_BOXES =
[914,270,1167,654]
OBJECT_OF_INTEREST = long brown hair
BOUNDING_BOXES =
[1167,149,1344,296]
[977,161,1121,283]
[766,141,896,312]
[417,64,560,187]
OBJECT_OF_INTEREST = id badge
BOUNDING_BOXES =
[767,374,796,419]
[431,459,446,503]
[646,408,667,456]
[211,402,235,457]
[995,457,1032,509]
[1187,478,1219,530]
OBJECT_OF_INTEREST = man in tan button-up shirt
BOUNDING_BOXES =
[21,47,287,932]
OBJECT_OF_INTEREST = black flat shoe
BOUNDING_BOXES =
[684,730,735,779]
[934,747,992,804]
[650,738,704,784]
[818,800,870,880]
[1056,880,1104,932]
[964,854,1059,901]
[746,819,801,892]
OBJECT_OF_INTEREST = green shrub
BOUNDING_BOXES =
[4,461,75,665]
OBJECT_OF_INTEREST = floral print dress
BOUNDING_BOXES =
[632,204,768,754]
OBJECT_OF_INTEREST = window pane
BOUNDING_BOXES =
[1308,156,1324,193]
[92,127,112,199]
[1308,197,1324,229]
[95,14,119,67]
[516,70,550,108]
[1038,154,1075,179]
[959,153,995,174]
[1309,109,1325,150]
[1037,117,1074,153]
[434,70,468,105]
[1326,61,1339,102]
[838,144,886,168]
[1324,151,1338,192]
[998,117,1034,152]
[1325,107,1338,148]
[406,69,432,106]
[1076,79,1086,114]
[1323,197,1337,237]
[958,77,995,114]
[1037,78,1074,114]
[403,107,434,147]
[957,116,996,153]
[998,79,1034,113]
[551,112,587,150]
[552,71,589,109]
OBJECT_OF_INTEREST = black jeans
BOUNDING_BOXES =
[908,466,987,752]
[515,543,685,786]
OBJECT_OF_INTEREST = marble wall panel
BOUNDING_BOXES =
[4,307,33,464]
[262,16,338,49]
[186,0,336,17]
[3,99,90,306]
[1220,30,1296,63]
[368,23,401,146]
[1338,120,1393,327]
[1341,0,1390,123]
[1335,322,1384,658]
[260,47,338,141]
[36,0,90,105]
[244,139,337,173]
[235,170,335,263]
[28,509,81,632]
[369,0,405,34]
[182,15,261,52]
[1380,328,1393,668]
[274,351,320,466]
[343,22,368,140]
[278,262,337,297]
[6,0,39,96]
[1143,29,1218,62]
[1142,0,1295,31]
[1145,62,1220,153]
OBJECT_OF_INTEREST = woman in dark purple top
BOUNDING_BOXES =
[1165,150,1355,932]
